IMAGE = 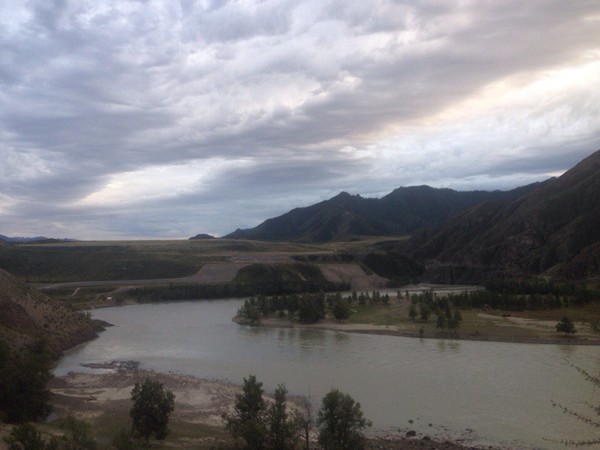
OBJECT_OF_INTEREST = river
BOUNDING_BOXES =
[55,299,600,449]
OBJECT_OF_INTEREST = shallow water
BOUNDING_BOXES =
[55,299,600,449]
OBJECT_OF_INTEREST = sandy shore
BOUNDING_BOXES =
[44,364,493,450]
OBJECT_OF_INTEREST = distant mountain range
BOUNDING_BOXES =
[409,149,600,281]
[222,183,547,243]
[0,235,76,244]
[198,148,600,281]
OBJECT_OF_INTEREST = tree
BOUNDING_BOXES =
[224,375,268,449]
[419,302,431,321]
[297,396,313,450]
[0,338,53,423]
[238,298,261,325]
[408,303,417,321]
[4,418,99,450]
[448,309,463,331]
[55,415,97,449]
[4,423,55,450]
[130,378,175,442]
[317,389,371,450]
[298,296,325,323]
[332,299,351,322]
[435,314,447,330]
[266,384,299,450]
[556,316,577,335]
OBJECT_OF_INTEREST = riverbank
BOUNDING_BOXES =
[236,314,600,345]
[43,365,497,450]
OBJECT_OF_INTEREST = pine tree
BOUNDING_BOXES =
[266,385,298,450]
[224,375,268,449]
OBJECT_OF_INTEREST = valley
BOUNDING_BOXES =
[1,150,600,449]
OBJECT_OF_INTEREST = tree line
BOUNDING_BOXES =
[237,290,392,325]
[4,365,371,450]
[446,288,598,311]
[224,374,371,450]
[126,278,349,303]
[406,291,463,332]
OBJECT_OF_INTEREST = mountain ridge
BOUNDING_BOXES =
[221,182,547,243]
[409,149,600,281]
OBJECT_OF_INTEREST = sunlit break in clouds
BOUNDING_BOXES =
[1,1,600,239]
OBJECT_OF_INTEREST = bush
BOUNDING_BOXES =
[556,316,577,335]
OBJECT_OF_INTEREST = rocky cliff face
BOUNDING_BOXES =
[0,269,106,358]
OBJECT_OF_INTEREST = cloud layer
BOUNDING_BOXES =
[1,0,599,239]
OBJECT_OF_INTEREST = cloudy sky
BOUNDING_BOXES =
[1,0,599,239]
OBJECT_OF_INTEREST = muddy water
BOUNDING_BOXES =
[56,300,600,449]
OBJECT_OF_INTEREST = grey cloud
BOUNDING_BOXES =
[1,0,599,238]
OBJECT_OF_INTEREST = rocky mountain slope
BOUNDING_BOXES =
[409,149,600,281]
[224,183,545,243]
[0,269,106,358]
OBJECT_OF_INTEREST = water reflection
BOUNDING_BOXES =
[435,339,461,353]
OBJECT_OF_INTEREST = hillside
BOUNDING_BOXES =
[223,183,545,243]
[410,149,600,282]
[0,269,106,358]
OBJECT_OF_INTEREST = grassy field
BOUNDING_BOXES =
[0,239,337,283]
[345,294,600,342]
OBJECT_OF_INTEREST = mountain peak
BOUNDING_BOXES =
[220,182,541,243]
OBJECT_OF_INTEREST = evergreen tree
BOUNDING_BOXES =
[408,303,417,320]
[435,314,447,330]
[224,375,268,449]
[448,309,463,330]
[266,385,298,450]
[419,302,431,321]
[332,299,351,322]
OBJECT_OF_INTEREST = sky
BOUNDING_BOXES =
[1,0,600,240]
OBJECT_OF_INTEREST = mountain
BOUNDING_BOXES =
[410,149,600,281]
[0,235,76,243]
[223,183,546,243]
[189,233,216,240]
[0,269,106,358]
[0,235,49,242]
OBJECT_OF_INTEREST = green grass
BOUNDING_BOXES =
[344,297,600,340]
[348,303,406,327]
